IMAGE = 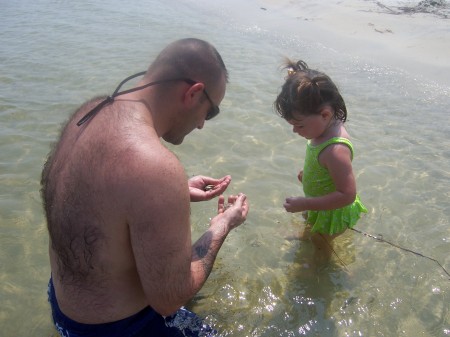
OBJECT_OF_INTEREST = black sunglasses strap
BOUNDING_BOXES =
[76,73,197,126]
[77,71,146,126]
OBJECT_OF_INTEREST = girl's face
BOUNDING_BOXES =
[287,107,333,140]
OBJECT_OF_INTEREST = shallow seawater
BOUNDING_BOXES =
[0,0,449,336]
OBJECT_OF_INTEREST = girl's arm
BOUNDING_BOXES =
[298,170,303,183]
[284,144,356,212]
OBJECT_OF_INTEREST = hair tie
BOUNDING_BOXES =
[287,67,296,76]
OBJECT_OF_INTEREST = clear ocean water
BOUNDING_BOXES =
[0,0,449,336]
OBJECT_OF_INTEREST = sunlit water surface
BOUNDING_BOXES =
[0,0,449,336]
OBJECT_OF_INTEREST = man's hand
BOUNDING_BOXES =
[215,193,249,230]
[188,175,231,202]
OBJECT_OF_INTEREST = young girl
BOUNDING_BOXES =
[274,60,367,260]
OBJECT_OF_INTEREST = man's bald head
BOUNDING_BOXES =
[146,38,228,92]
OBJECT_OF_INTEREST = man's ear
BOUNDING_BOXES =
[184,82,205,107]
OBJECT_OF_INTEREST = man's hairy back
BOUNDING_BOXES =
[40,99,166,321]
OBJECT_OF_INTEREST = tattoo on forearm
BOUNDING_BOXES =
[193,232,223,276]
[196,244,214,275]
[195,245,209,259]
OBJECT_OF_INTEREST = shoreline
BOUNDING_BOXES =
[262,0,450,88]
[201,0,450,88]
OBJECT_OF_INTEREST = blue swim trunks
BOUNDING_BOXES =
[47,278,217,337]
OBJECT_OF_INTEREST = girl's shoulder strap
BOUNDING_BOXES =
[317,137,354,160]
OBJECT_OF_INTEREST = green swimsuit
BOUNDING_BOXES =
[302,137,367,235]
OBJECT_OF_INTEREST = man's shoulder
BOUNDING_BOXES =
[116,137,190,227]
[112,138,185,191]
[119,138,180,171]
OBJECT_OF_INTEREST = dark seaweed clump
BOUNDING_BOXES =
[398,0,449,17]
[376,0,449,18]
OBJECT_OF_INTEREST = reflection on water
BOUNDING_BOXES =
[1,0,449,336]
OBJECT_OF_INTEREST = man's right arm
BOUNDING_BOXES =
[190,194,248,286]
[123,147,247,316]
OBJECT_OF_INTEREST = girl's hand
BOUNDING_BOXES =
[216,193,249,230]
[297,170,303,183]
[284,196,308,213]
[188,175,231,202]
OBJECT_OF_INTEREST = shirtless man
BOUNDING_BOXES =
[41,38,249,337]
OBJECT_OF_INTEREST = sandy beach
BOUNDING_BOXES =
[202,0,450,87]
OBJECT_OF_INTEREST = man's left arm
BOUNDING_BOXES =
[188,175,231,202]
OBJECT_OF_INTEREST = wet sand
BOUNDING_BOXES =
[207,0,450,87]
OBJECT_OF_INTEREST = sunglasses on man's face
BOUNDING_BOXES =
[201,88,220,120]
[76,72,221,126]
